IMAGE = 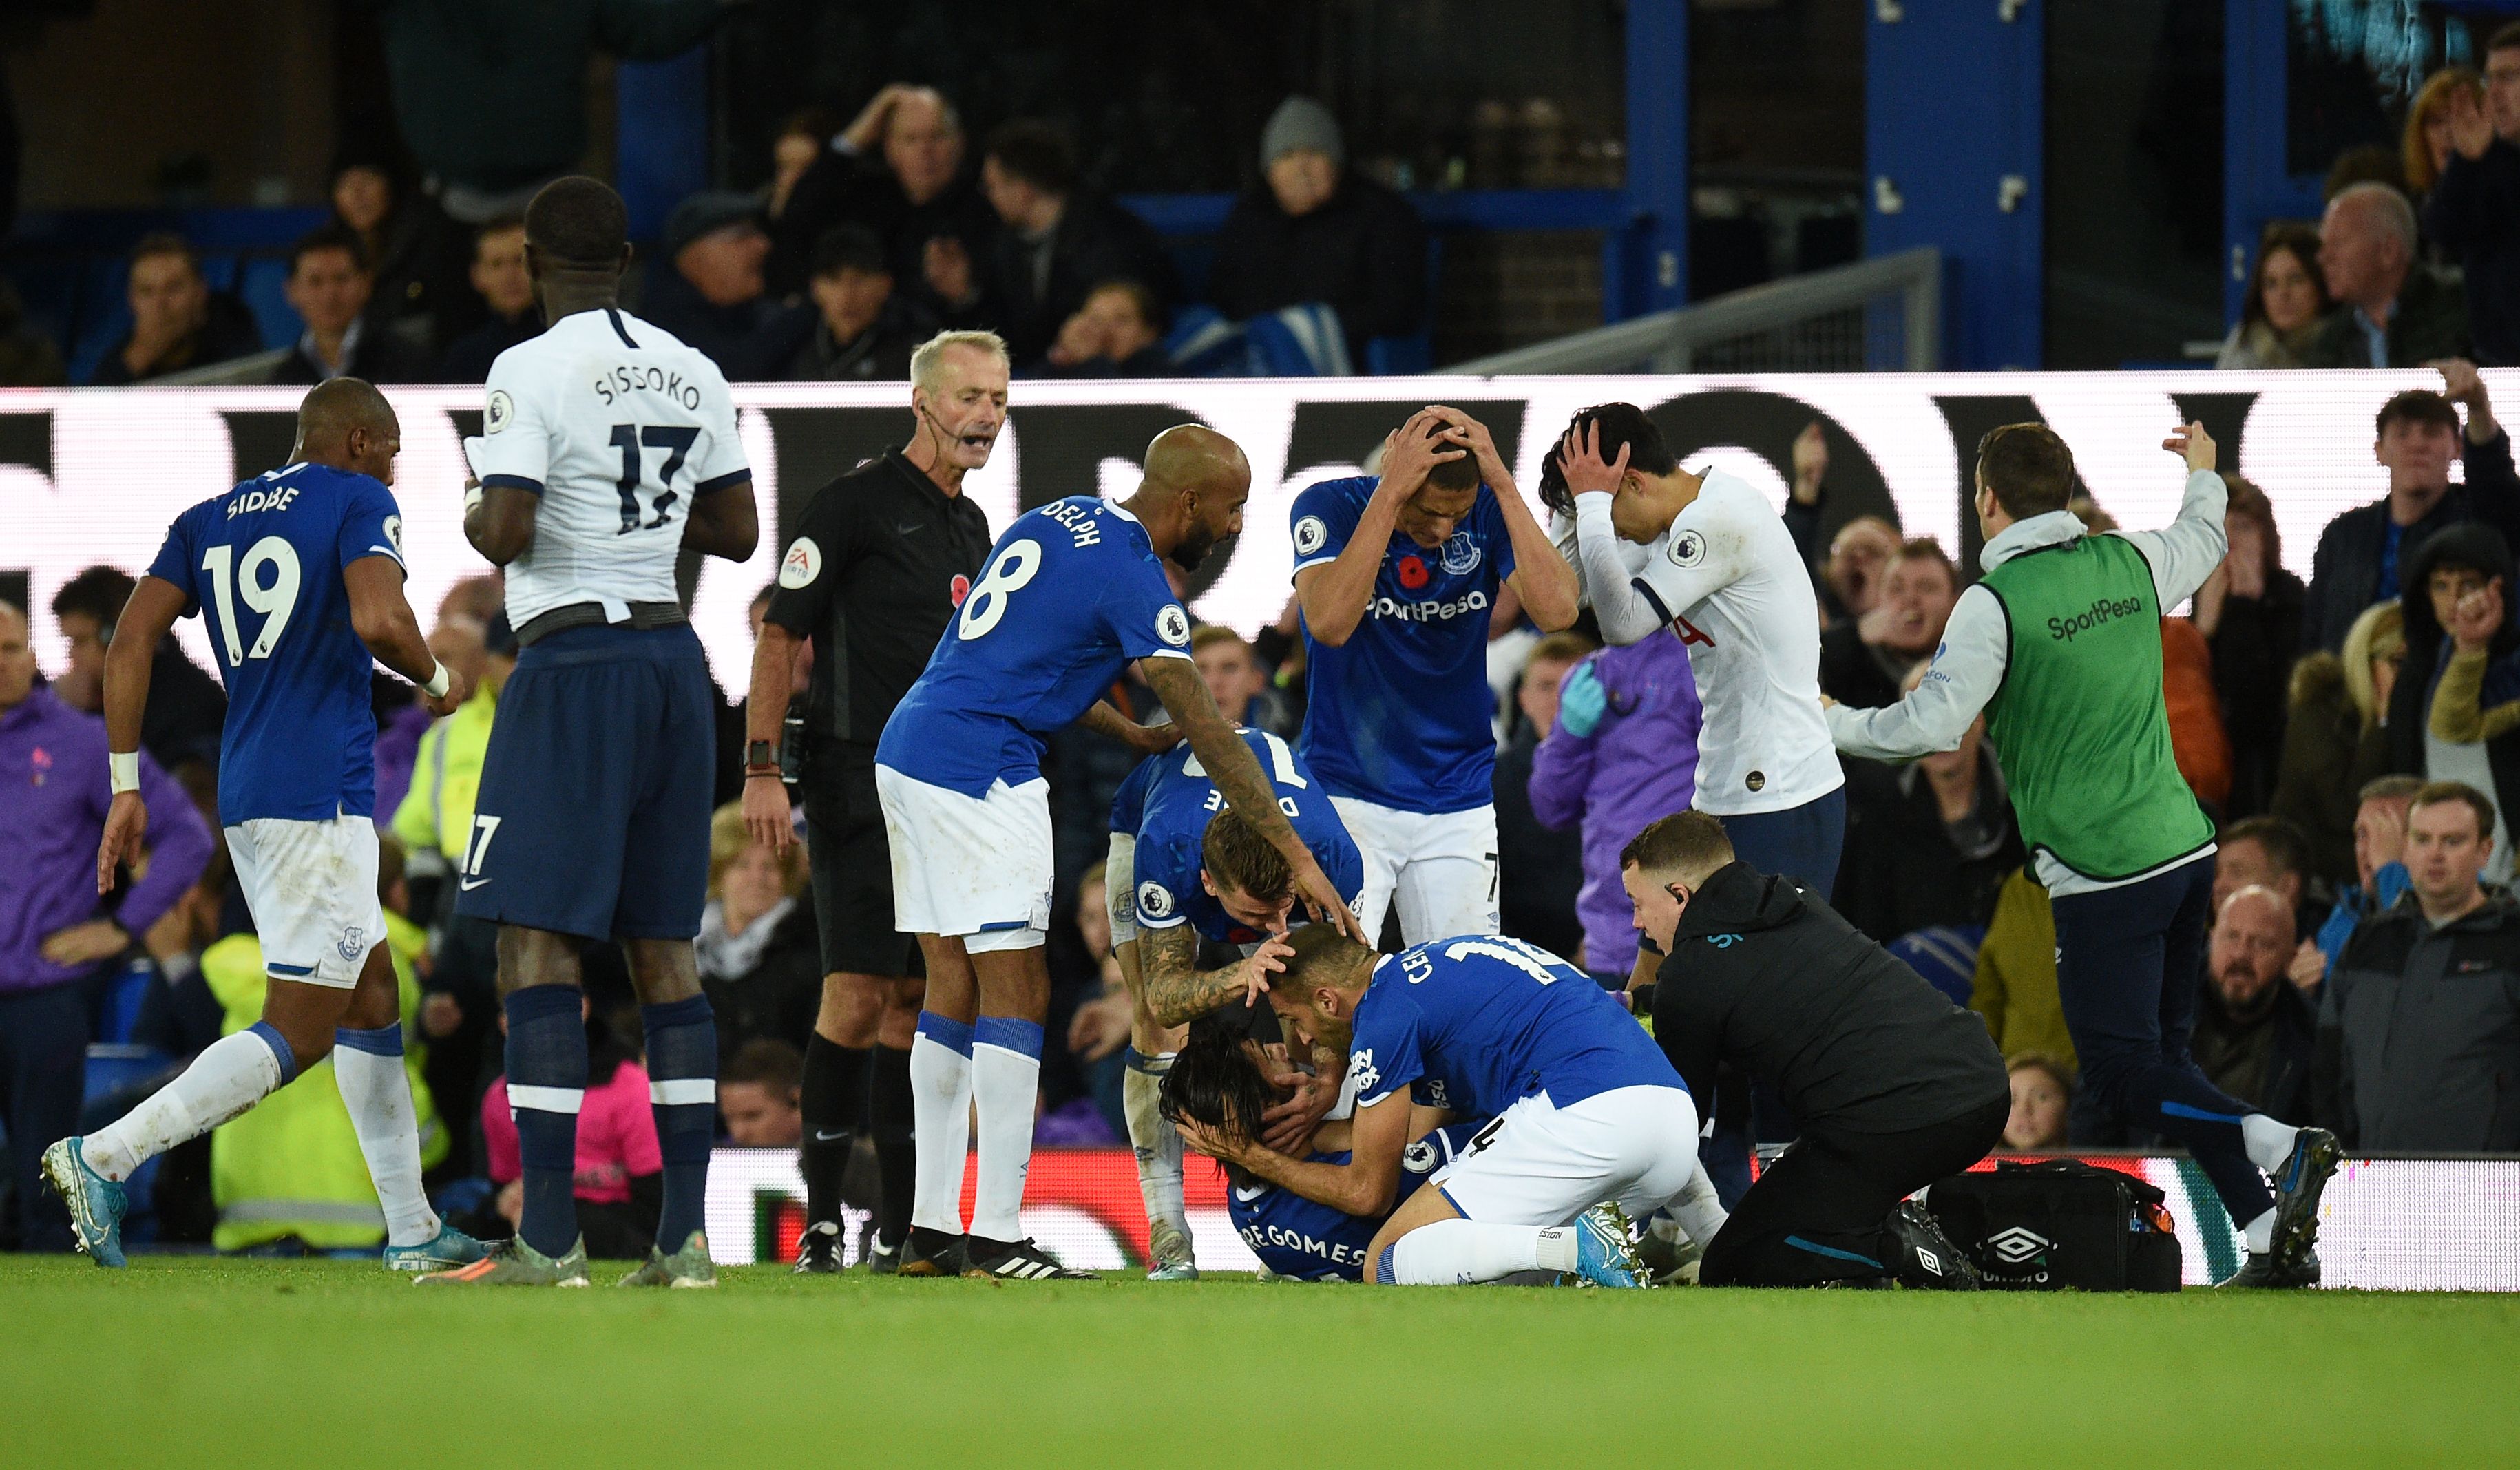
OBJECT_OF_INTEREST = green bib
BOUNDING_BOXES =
[1979,534,2213,881]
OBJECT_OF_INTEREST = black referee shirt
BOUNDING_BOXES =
[763,449,994,749]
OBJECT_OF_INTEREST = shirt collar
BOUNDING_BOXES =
[1980,509,2087,571]
[298,317,365,379]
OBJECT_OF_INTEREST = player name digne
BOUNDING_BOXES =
[592,364,705,411]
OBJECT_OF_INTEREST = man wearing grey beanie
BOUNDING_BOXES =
[1210,96,1428,366]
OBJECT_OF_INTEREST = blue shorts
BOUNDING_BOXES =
[453,623,716,941]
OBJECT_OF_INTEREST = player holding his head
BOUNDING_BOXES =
[1104,731,1364,1279]
[1826,421,2342,1288]
[426,176,761,1288]
[46,379,483,1273]
[876,424,1367,1281]
[1290,406,1579,945]
[1184,923,1722,1288]
[1159,1010,1482,1282]
[1549,406,1846,907]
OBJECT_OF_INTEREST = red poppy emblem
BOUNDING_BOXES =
[950,574,972,606]
[1396,556,1430,591]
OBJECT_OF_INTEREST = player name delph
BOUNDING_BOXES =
[1040,498,1102,547]
[224,484,301,518]
[591,363,706,410]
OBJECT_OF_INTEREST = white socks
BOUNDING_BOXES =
[907,1018,974,1235]
[1124,1052,1189,1246]
[1665,1167,1729,1247]
[1385,1220,1575,1285]
[333,1025,441,1248]
[82,1027,287,1182]
[969,1018,1045,1243]
[2240,1114,2301,1176]
[2242,1208,2276,1254]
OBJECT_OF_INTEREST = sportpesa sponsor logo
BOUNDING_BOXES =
[1372,588,1490,624]
[2047,595,2145,642]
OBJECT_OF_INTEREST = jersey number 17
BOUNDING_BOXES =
[610,423,700,535]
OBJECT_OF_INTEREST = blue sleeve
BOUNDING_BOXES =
[1290,478,1366,574]
[338,477,406,574]
[1098,554,1193,662]
[1132,832,1197,932]
[1350,998,1424,1109]
[1109,753,1161,834]
[1477,486,1517,585]
[145,512,200,616]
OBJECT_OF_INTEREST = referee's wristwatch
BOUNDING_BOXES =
[745,739,781,781]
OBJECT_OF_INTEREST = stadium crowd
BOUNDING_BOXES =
[12,30,2520,1269]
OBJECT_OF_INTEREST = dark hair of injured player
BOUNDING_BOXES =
[1536,402,1679,514]
[1158,1011,1283,1188]
[1201,808,1291,907]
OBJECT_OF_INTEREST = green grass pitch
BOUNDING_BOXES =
[6,1257,2515,1467]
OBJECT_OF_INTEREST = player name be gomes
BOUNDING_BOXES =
[2047,594,2145,643]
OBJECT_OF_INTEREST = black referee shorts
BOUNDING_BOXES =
[804,755,923,981]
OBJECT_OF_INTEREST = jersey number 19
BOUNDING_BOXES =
[201,538,302,663]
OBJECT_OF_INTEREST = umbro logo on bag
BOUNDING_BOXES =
[1987,1225,2051,1266]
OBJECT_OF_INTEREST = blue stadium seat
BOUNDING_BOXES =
[236,257,302,350]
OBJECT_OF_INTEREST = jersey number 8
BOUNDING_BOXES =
[201,537,302,664]
[958,538,1042,640]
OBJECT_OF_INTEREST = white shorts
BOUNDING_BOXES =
[224,815,389,989]
[1329,796,1500,946]
[1431,1085,1701,1227]
[875,766,1053,952]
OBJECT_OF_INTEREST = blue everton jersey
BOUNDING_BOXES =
[1230,1121,1485,1281]
[1290,475,1517,814]
[877,498,1193,797]
[145,462,403,826]
[1347,934,1681,1117]
[1109,728,1363,945]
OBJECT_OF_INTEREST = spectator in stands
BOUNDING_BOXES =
[2192,885,2318,1122]
[1780,423,1835,608]
[766,107,839,224]
[645,191,812,381]
[2274,603,2403,883]
[270,225,430,385]
[2311,775,2421,977]
[2213,814,2317,939]
[2428,31,2520,366]
[2214,224,2333,370]
[978,120,1175,366]
[2404,66,2481,211]
[2192,476,2304,818]
[437,217,539,384]
[1529,630,1703,984]
[88,233,264,385]
[784,225,926,382]
[1970,869,2074,1075]
[2320,781,2520,1150]
[327,148,470,355]
[2390,520,2520,884]
[1818,538,1955,709]
[2000,1052,2072,1151]
[1190,624,1295,739]
[1835,664,2023,946]
[479,1005,662,1257]
[2302,367,2520,653]
[1038,280,1173,378]
[2324,144,2408,203]
[2162,611,2234,816]
[719,1039,805,1148]
[0,282,63,387]
[1060,862,1131,1142]
[2304,182,2470,368]
[372,0,724,224]
[694,801,821,1058]
[1206,96,1427,368]
[1822,515,1901,629]
[0,597,211,1252]
[49,565,224,770]
[769,85,999,319]
[1493,632,1593,964]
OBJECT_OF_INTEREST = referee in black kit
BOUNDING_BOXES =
[743,329,1009,1272]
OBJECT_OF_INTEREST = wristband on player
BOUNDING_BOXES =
[420,662,451,699]
[109,751,141,795]
[463,481,485,514]
[747,739,775,768]
[744,764,784,781]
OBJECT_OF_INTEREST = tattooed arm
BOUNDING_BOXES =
[1141,925,1290,1029]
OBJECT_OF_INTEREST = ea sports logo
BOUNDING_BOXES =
[1396,556,1430,591]
[1987,1225,2050,1266]
[778,536,823,589]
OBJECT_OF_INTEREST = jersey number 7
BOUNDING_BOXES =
[610,423,700,535]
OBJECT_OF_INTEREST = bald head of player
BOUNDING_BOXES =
[291,377,402,484]
[521,175,633,320]
[1125,423,1252,572]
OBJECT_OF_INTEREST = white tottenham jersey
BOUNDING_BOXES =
[1572,468,1841,816]
[465,307,749,627]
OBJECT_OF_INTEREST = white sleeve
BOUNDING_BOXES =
[468,354,551,491]
[1631,494,1751,627]
[2112,469,2228,609]
[1572,494,1668,644]
[1104,832,1137,947]
[686,359,751,494]
[1825,582,2010,760]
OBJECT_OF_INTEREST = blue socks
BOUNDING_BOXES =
[502,985,587,1259]
[641,994,717,1252]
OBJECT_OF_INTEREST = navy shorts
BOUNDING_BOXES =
[453,622,716,941]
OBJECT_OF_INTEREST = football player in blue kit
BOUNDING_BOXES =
[1104,727,1364,1279]
[1188,923,1727,1287]
[876,424,1367,1281]
[1290,407,1579,945]
[1159,1011,1482,1283]
[44,379,484,1273]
